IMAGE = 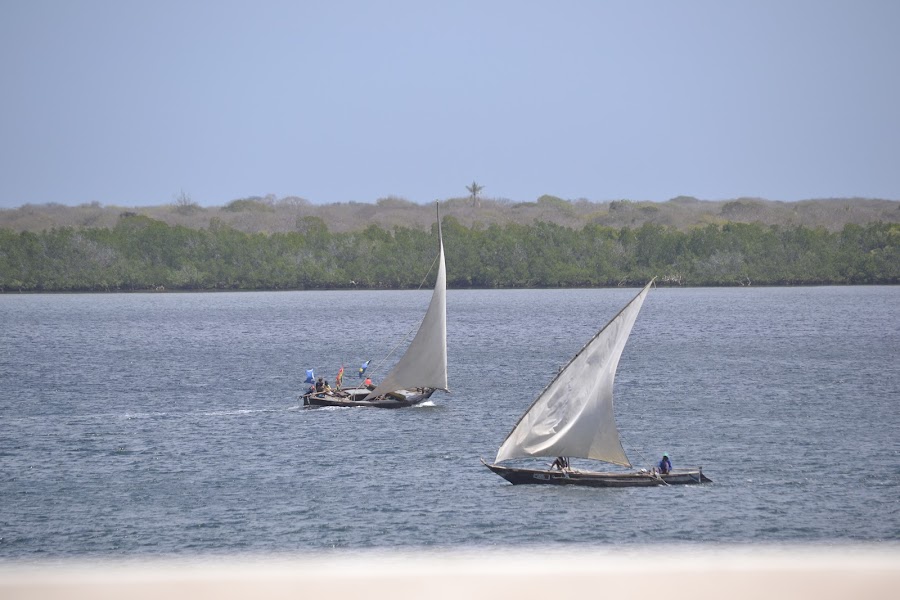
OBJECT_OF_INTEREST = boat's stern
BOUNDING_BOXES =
[660,468,712,484]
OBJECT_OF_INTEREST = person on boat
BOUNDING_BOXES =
[364,376,372,388]
[323,380,332,393]
[315,377,325,393]
[658,453,672,474]
[551,456,569,470]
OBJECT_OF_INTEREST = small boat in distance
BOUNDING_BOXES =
[304,202,449,409]
[482,280,711,487]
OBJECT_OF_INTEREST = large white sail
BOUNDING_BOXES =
[494,280,654,466]
[363,208,448,401]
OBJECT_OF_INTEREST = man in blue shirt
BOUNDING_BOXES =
[658,453,672,474]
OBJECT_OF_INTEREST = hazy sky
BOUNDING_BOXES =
[1,1,898,208]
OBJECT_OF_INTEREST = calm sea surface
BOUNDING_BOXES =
[1,286,898,559]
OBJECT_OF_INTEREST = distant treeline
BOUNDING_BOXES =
[0,214,897,292]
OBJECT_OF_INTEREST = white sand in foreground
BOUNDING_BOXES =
[2,545,899,600]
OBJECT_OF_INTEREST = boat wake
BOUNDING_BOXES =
[123,407,296,421]
[201,408,279,417]
[123,412,169,420]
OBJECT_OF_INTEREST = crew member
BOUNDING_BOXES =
[658,453,672,474]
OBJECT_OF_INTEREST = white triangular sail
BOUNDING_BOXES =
[494,280,654,467]
[364,206,448,401]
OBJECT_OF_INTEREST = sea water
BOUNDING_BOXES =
[1,286,898,558]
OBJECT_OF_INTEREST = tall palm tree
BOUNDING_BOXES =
[466,181,484,207]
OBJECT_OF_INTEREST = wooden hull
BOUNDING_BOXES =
[303,387,435,409]
[482,460,712,487]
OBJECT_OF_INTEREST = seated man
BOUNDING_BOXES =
[658,453,672,474]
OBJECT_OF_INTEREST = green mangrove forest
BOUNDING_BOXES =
[1,214,897,291]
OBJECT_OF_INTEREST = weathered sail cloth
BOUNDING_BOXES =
[494,280,654,467]
[363,224,448,401]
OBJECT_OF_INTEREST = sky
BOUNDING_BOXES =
[1,1,898,208]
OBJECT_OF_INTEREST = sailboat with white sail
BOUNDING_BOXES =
[482,280,711,486]
[304,202,448,409]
